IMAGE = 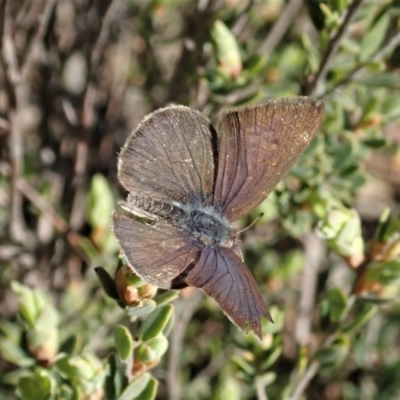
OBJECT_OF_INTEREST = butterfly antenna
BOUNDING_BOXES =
[237,213,264,235]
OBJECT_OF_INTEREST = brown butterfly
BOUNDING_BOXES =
[112,97,324,338]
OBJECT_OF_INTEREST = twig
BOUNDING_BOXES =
[256,376,269,400]
[290,360,320,400]
[166,291,202,400]
[323,29,400,98]
[295,232,325,346]
[1,3,28,244]
[258,0,303,55]
[16,178,68,233]
[305,0,365,96]
[231,0,256,37]
[21,0,58,81]
[15,177,89,263]
[69,0,115,230]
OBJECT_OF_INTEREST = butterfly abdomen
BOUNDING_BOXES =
[120,194,184,221]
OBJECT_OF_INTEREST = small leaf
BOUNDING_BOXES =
[137,305,173,341]
[137,377,158,400]
[126,299,157,319]
[17,370,53,400]
[154,290,180,306]
[359,13,390,61]
[104,354,123,400]
[87,173,115,229]
[314,336,350,368]
[114,325,134,361]
[95,267,120,300]
[0,339,34,367]
[341,304,377,334]
[116,372,151,400]
[362,138,387,149]
[144,335,168,359]
[211,20,242,79]
[324,288,348,322]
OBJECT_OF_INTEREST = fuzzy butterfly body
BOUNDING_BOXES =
[112,97,324,338]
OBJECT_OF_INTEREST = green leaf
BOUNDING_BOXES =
[153,290,180,306]
[0,338,34,367]
[378,260,400,285]
[358,73,400,89]
[126,299,157,319]
[95,267,120,300]
[324,288,348,322]
[362,138,388,149]
[359,13,390,61]
[211,20,242,79]
[116,372,151,400]
[11,282,40,326]
[104,354,123,400]
[341,304,377,334]
[86,173,115,229]
[17,370,54,400]
[137,377,158,400]
[144,335,168,358]
[137,305,173,341]
[314,336,350,368]
[114,325,134,361]
[260,345,282,369]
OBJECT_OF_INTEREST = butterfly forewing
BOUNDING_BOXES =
[112,212,201,288]
[118,106,216,204]
[185,246,272,339]
[213,97,324,221]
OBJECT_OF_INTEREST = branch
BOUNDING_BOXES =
[258,0,303,55]
[305,0,365,96]
[323,29,400,97]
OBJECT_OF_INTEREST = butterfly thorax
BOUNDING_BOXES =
[121,195,235,248]
[179,204,235,248]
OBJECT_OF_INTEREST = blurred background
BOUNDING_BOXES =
[1,0,400,399]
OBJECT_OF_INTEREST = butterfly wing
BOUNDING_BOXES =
[185,245,272,338]
[213,97,324,221]
[112,212,201,288]
[118,105,216,204]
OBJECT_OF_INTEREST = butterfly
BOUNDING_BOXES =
[112,97,324,338]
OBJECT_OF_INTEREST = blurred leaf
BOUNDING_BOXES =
[114,325,134,361]
[137,305,173,341]
[137,377,158,400]
[0,338,34,367]
[136,335,168,363]
[341,304,377,334]
[104,354,124,400]
[255,372,277,390]
[117,373,151,400]
[321,288,348,323]
[126,299,157,319]
[314,335,350,368]
[358,72,400,88]
[362,138,388,149]
[153,290,180,306]
[261,345,282,370]
[95,267,120,301]
[87,174,115,230]
[215,373,242,400]
[359,12,390,61]
[17,370,53,400]
[211,20,242,79]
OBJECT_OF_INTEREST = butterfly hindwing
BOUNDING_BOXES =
[185,245,272,338]
[112,212,201,289]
